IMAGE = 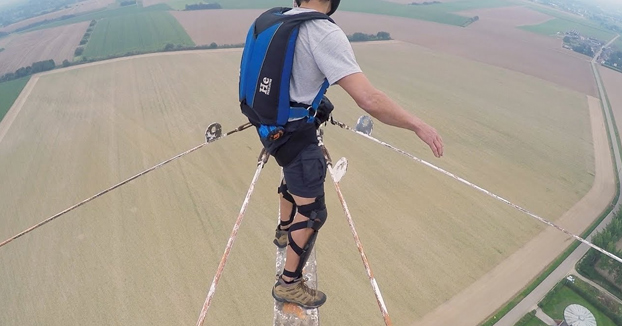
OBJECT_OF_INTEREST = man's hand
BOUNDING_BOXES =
[414,123,443,158]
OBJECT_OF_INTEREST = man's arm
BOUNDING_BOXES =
[337,72,444,158]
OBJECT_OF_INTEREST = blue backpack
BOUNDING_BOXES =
[239,7,334,141]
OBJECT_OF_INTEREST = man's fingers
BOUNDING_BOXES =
[434,137,444,157]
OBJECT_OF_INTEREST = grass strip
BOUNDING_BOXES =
[0,76,30,123]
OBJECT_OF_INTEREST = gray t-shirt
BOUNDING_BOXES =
[284,8,362,105]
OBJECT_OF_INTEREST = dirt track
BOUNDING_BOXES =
[412,95,615,326]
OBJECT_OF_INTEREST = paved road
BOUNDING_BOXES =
[494,35,622,326]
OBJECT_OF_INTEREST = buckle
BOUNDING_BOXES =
[306,106,318,118]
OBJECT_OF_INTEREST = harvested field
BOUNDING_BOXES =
[413,94,614,326]
[0,22,89,76]
[0,0,114,33]
[170,9,597,96]
[600,66,622,150]
[0,34,14,48]
[170,9,260,46]
[0,41,595,325]
[333,11,597,96]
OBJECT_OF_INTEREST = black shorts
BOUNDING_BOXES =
[282,144,327,199]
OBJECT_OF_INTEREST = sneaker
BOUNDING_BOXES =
[272,277,327,308]
[273,226,288,248]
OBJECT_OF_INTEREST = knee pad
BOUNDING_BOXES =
[296,194,327,231]
[284,195,327,278]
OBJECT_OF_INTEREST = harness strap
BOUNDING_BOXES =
[277,182,296,227]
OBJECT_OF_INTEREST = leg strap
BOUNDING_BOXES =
[278,182,296,227]
[278,182,295,205]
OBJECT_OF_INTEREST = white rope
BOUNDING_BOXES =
[195,150,269,326]
[321,144,393,325]
[0,123,252,249]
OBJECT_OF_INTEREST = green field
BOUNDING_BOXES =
[521,18,616,41]
[613,37,622,51]
[540,284,617,326]
[0,76,29,123]
[20,3,171,33]
[522,5,617,41]
[163,0,513,26]
[515,311,547,326]
[82,11,193,59]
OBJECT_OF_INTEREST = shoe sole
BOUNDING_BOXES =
[273,239,288,248]
[272,286,326,309]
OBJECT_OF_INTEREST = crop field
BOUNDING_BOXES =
[0,0,114,33]
[170,8,596,97]
[0,22,89,75]
[19,3,172,33]
[334,11,597,96]
[520,18,617,41]
[0,41,599,325]
[82,11,193,59]
[0,76,29,122]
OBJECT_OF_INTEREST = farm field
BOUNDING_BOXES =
[520,18,617,41]
[0,76,29,122]
[18,3,172,33]
[83,11,193,59]
[458,5,554,27]
[169,8,596,96]
[170,9,261,46]
[414,94,614,325]
[153,0,512,25]
[600,66,622,144]
[0,21,89,75]
[0,0,114,33]
[0,41,598,325]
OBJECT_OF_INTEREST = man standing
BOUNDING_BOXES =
[239,0,444,309]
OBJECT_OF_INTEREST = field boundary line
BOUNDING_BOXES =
[39,48,244,78]
[0,75,39,144]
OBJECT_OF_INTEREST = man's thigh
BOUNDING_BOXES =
[282,144,327,199]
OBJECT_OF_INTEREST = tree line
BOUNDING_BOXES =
[120,0,137,7]
[0,59,56,83]
[184,2,221,10]
[577,209,622,297]
[605,50,622,71]
[347,32,391,42]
